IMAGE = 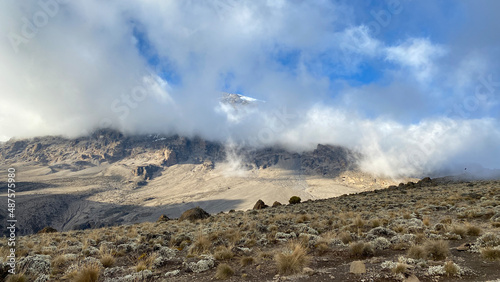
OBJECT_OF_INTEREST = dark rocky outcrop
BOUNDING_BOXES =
[272,201,282,207]
[0,129,357,179]
[179,207,210,222]
[248,144,358,177]
[253,199,268,210]
[133,164,162,180]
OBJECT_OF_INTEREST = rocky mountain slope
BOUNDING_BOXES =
[1,177,500,281]
[0,129,405,236]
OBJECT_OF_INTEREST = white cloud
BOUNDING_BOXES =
[279,105,500,178]
[0,1,499,178]
[385,38,447,82]
[339,25,382,57]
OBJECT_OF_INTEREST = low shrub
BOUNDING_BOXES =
[424,240,449,260]
[289,196,301,205]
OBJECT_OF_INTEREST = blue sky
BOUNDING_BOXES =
[126,0,498,122]
[0,0,499,177]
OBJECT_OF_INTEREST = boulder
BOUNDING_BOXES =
[179,207,210,222]
[253,199,268,210]
[18,255,51,277]
[272,201,282,207]
[185,256,215,273]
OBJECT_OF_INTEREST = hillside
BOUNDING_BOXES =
[0,129,405,236]
[1,177,499,281]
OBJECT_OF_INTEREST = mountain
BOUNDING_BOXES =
[0,129,406,235]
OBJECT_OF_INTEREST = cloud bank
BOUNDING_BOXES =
[0,0,499,178]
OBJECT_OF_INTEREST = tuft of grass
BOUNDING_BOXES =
[6,273,27,282]
[338,232,352,244]
[422,216,431,226]
[415,233,427,245]
[392,225,407,234]
[481,247,500,261]
[275,243,311,275]
[52,254,67,268]
[188,234,211,256]
[215,263,234,280]
[349,241,374,258]
[354,215,365,228]
[450,225,467,238]
[315,241,330,255]
[392,242,410,251]
[240,256,255,267]
[71,263,100,282]
[424,240,449,261]
[135,253,158,272]
[214,245,234,260]
[391,262,407,274]
[258,250,274,260]
[295,214,311,223]
[51,255,68,275]
[99,245,116,268]
[371,218,381,228]
[100,254,116,268]
[136,261,147,272]
[407,245,427,259]
[465,224,482,236]
[443,261,460,276]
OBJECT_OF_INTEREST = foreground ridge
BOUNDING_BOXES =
[2,178,500,281]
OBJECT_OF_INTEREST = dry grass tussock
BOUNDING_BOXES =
[275,242,311,275]
[214,263,234,280]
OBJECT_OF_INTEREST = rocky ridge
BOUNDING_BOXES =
[0,129,401,236]
[0,129,358,179]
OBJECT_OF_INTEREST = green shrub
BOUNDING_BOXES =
[349,242,375,258]
[289,196,301,205]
